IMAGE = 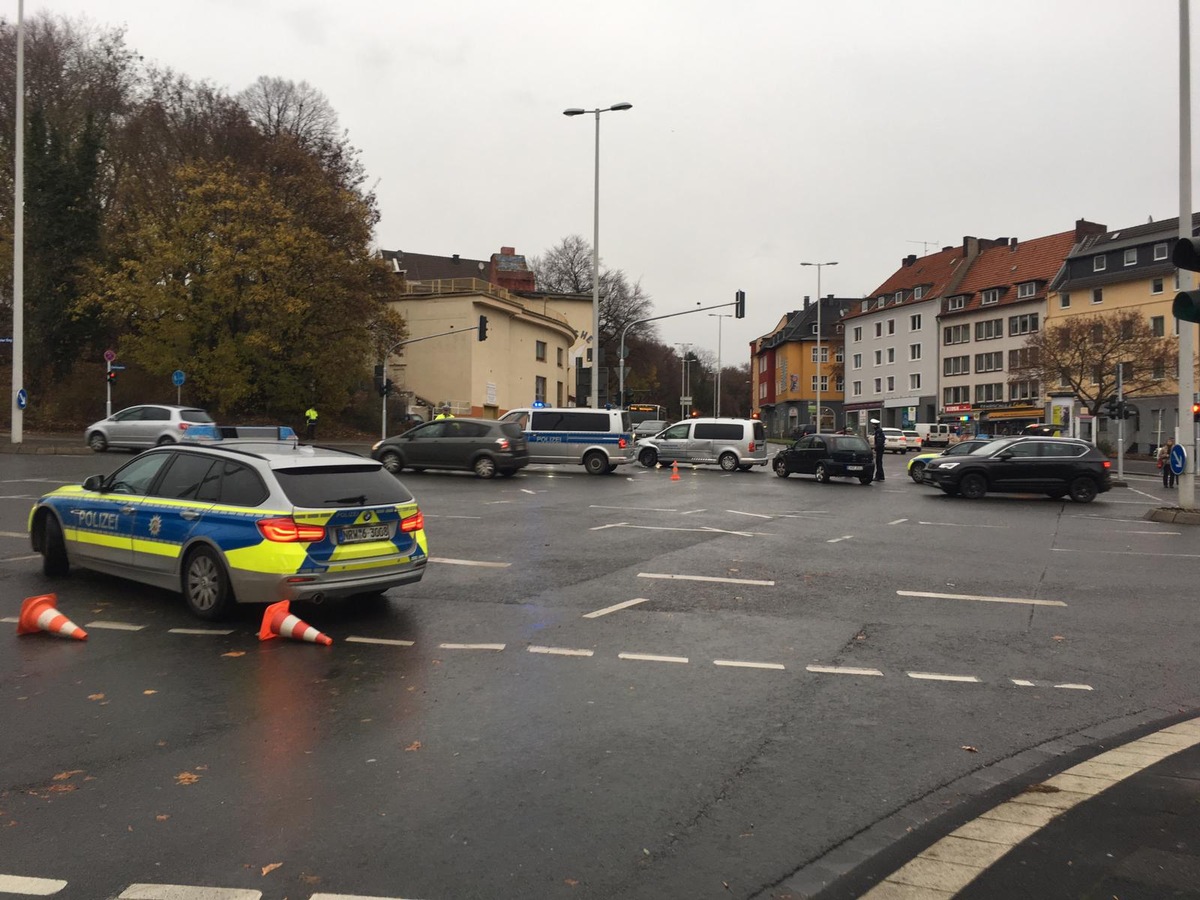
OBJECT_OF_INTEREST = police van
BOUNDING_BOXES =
[499,406,633,474]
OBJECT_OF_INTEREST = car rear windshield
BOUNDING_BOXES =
[182,409,215,423]
[499,423,524,439]
[274,464,414,507]
[830,436,870,452]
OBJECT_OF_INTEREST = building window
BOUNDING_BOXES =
[974,351,1004,373]
[811,323,818,334]
[535,376,547,403]
[894,291,904,303]
[887,347,895,363]
[835,376,844,392]
[947,296,966,311]
[820,375,829,391]
[1008,313,1040,336]
[909,343,921,360]
[1093,255,1106,272]
[1092,288,1103,304]
[557,381,564,406]
[887,319,896,335]
[874,322,882,337]
[1060,292,1071,309]
[835,347,844,363]
[853,353,862,369]
[1009,347,1038,369]
[943,385,970,405]
[535,341,547,361]
[943,324,970,345]
[1153,361,1166,380]
[974,382,1005,403]
[874,349,882,366]
[975,318,1004,341]
[860,300,869,313]
[1017,282,1036,299]
[853,381,862,397]
[1152,278,1164,295]
[874,378,882,393]
[1154,242,1169,261]
[913,286,925,301]
[910,313,922,330]
[981,288,1000,305]
[944,355,970,376]
[556,347,564,367]
[811,375,818,391]
[1009,380,1039,401]
[1123,248,1137,266]
[909,373,921,391]
[810,346,829,362]
[1152,315,1165,337]
[886,376,895,392]
[853,326,862,342]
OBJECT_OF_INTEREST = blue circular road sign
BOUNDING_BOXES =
[172,370,186,387]
[1170,443,1187,476]
[16,388,27,410]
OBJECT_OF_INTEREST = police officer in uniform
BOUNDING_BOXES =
[871,418,886,482]
[304,406,318,441]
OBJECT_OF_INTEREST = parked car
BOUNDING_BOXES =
[920,436,1112,503]
[773,433,875,484]
[881,427,908,453]
[30,432,427,619]
[636,417,768,471]
[85,405,215,452]
[907,439,992,483]
[633,419,670,439]
[371,417,528,478]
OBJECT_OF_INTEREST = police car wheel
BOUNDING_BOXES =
[183,546,233,620]
[909,462,926,483]
[41,514,69,577]
[584,451,609,475]
[88,431,108,452]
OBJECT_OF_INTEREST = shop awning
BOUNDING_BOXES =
[983,408,1043,420]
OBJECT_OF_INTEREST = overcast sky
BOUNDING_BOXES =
[23,0,1197,362]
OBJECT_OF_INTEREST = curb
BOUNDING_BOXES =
[1144,507,1200,526]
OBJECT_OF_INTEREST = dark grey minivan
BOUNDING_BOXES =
[371,417,528,478]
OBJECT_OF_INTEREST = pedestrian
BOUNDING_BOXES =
[304,406,318,441]
[435,404,454,420]
[871,418,886,482]
[1158,437,1178,488]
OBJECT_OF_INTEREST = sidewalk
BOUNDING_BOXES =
[0,431,376,456]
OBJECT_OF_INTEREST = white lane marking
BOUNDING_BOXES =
[519,488,537,494]
[346,636,415,647]
[0,531,27,539]
[0,616,19,624]
[0,495,36,500]
[1072,514,1165,524]
[486,500,513,504]
[593,523,764,536]
[169,628,236,636]
[1054,547,1200,559]
[827,535,853,543]
[583,597,650,618]
[714,659,785,670]
[429,557,511,568]
[590,504,677,512]
[119,887,262,900]
[1055,683,1094,691]
[438,642,505,651]
[1011,679,1037,687]
[1113,530,1181,535]
[0,873,67,894]
[918,520,1007,528]
[806,665,883,677]
[84,621,147,631]
[618,652,689,664]
[897,590,1067,608]
[638,572,775,586]
[888,518,909,525]
[528,645,594,657]
[679,508,707,515]
[424,514,481,520]
[590,522,628,531]
[1128,485,1167,501]
[0,554,40,562]
[908,671,981,683]
[727,509,773,519]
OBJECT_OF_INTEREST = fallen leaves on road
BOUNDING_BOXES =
[143,690,158,696]
[221,651,245,658]
[53,771,84,781]
[156,814,170,822]
[961,745,978,753]
[1052,635,1065,642]
[87,693,105,701]
[174,772,201,786]
[261,862,282,876]
[1023,783,1062,794]
[564,878,579,887]
[404,741,422,752]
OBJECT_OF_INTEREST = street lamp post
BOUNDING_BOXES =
[675,342,690,418]
[801,261,837,430]
[563,101,632,409]
[708,313,732,416]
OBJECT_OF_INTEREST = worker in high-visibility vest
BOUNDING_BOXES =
[435,405,454,420]
[305,406,318,441]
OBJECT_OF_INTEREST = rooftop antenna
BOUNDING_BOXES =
[907,239,939,255]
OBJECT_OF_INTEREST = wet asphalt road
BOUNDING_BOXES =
[0,452,1196,900]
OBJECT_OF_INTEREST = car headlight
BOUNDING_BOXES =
[371,440,383,450]
[937,461,961,469]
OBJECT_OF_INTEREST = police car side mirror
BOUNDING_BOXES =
[83,475,105,492]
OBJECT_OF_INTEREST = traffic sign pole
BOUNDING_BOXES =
[106,360,112,417]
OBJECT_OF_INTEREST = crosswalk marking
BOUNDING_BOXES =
[0,873,67,895]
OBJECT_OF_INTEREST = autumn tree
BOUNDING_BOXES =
[1009,309,1178,415]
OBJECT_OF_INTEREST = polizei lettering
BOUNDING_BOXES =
[73,509,120,531]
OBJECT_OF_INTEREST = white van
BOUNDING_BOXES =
[915,423,956,448]
[636,418,768,471]
[499,407,634,475]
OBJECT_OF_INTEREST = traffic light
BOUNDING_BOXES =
[373,364,385,395]
[106,370,116,384]
[1193,402,1199,423]
[734,289,746,319]
[478,315,489,341]
[1172,238,1200,323]
[379,378,394,397]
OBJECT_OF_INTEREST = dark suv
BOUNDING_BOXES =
[371,417,528,479]
[773,433,875,484]
[920,436,1111,503]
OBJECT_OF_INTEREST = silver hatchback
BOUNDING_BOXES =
[86,405,215,452]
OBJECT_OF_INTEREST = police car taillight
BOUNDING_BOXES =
[400,511,424,533]
[257,517,326,542]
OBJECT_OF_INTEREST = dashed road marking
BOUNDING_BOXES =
[806,665,884,677]
[1011,679,1036,687]
[1055,682,1094,691]
[827,535,853,543]
[918,521,1007,528]
[0,531,27,539]
[619,652,689,664]
[583,597,650,618]
[429,557,511,567]
[0,616,19,624]
[727,509,773,519]
[0,872,67,894]
[589,504,677,512]
[346,636,415,647]
[714,659,785,670]
[169,628,236,635]
[595,523,764,536]
[897,590,1067,608]
[638,572,775,586]
[908,671,981,683]
[311,894,422,900]
[1113,530,1180,535]
[438,642,506,651]
[1054,547,1200,559]
[528,645,594,657]
[119,886,261,900]
[888,518,909,525]
[679,508,707,515]
[0,553,40,562]
[84,621,147,631]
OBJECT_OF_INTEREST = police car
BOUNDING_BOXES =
[28,426,428,619]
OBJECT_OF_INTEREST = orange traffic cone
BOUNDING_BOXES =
[670,461,680,481]
[16,593,87,641]
[258,600,332,645]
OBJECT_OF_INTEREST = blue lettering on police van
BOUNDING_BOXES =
[73,509,120,530]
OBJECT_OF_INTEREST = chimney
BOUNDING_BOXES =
[452,254,460,262]
[1009,237,1018,251]
[804,295,810,308]
[903,254,917,267]
[501,246,515,255]
[1075,219,1107,239]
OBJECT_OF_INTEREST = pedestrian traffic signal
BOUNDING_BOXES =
[734,289,746,319]
[106,370,117,384]
[1172,238,1200,323]
[478,315,489,341]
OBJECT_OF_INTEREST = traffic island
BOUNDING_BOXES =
[1145,507,1200,526]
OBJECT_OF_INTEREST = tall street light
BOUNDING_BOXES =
[708,313,732,416]
[563,101,632,408]
[801,261,837,430]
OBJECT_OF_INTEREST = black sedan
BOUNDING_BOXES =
[773,433,874,484]
[371,417,528,478]
[921,436,1111,502]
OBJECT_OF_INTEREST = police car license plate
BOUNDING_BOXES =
[847,465,864,471]
[340,524,390,543]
